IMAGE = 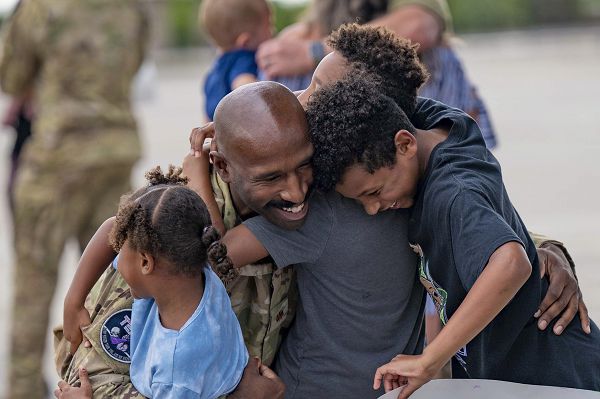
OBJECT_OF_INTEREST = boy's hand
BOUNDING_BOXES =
[189,124,215,157]
[54,368,92,399]
[535,246,590,335]
[374,354,435,399]
[229,358,285,399]
[63,300,91,355]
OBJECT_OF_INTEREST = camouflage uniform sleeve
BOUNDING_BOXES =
[529,231,577,275]
[0,0,47,95]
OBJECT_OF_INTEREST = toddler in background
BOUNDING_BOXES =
[201,0,272,121]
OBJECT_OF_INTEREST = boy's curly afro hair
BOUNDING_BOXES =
[307,71,416,192]
[327,23,429,116]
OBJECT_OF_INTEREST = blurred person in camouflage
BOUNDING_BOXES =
[0,0,148,397]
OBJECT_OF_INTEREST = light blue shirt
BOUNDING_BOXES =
[113,259,248,398]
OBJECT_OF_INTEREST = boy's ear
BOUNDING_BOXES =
[394,130,417,157]
[234,32,252,49]
[140,252,155,275]
[210,151,232,183]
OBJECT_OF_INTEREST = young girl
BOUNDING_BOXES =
[58,166,248,399]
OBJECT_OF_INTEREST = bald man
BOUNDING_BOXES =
[186,81,425,398]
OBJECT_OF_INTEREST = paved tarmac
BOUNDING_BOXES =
[0,26,598,398]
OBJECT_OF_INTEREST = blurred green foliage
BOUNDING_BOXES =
[167,0,203,47]
[271,2,308,33]
[165,0,599,47]
[448,0,594,32]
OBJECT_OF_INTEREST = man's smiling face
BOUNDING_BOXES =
[213,82,314,230]
[225,125,313,230]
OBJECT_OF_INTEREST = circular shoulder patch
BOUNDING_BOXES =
[100,309,132,364]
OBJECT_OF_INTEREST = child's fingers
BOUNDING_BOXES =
[384,374,397,393]
[398,383,420,399]
[373,365,398,390]
[54,387,62,398]
[79,368,92,393]
[189,124,215,153]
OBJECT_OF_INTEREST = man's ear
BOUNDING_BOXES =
[140,252,155,275]
[210,151,233,183]
[394,130,418,158]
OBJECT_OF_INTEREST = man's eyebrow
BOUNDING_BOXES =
[314,76,323,86]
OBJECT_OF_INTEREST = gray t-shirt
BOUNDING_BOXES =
[244,190,425,398]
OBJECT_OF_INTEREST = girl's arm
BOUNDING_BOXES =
[222,224,270,268]
[184,125,226,235]
[63,217,117,355]
[374,241,532,399]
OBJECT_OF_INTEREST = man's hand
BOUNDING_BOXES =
[189,123,215,157]
[63,300,91,355]
[54,368,92,399]
[536,246,591,335]
[229,358,285,399]
[256,38,314,79]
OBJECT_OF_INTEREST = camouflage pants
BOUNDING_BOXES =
[54,266,144,398]
[10,160,135,399]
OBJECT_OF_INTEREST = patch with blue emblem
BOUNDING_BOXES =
[100,309,132,364]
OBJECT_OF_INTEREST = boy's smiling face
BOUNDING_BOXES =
[335,130,420,215]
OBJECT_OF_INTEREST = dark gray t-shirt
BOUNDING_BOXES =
[244,190,425,398]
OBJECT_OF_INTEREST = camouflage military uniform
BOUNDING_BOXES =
[211,172,297,366]
[54,266,144,398]
[0,1,148,397]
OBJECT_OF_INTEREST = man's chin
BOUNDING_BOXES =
[264,201,310,230]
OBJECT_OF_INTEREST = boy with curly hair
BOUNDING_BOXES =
[305,72,600,398]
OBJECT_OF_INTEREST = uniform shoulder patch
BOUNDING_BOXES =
[100,309,132,364]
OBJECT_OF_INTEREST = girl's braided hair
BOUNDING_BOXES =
[109,165,236,283]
